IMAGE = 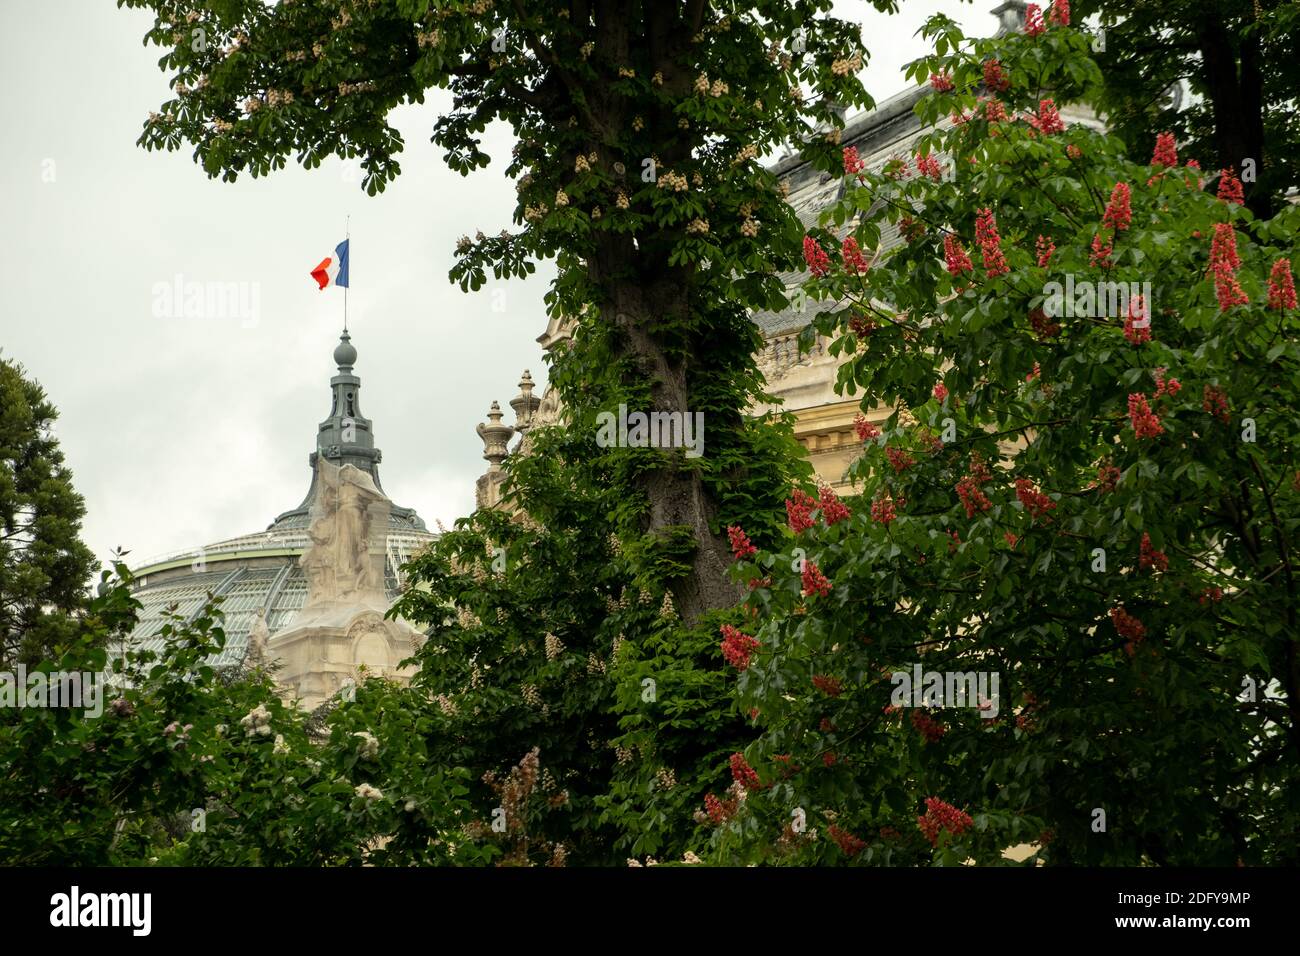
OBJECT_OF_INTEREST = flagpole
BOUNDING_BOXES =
[344,215,350,333]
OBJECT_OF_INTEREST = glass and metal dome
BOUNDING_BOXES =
[124,331,436,668]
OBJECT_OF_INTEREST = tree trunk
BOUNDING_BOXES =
[1197,19,1272,219]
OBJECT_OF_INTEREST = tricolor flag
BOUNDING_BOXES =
[311,239,350,290]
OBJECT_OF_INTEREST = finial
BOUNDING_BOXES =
[476,400,514,470]
[334,329,357,372]
[509,369,542,432]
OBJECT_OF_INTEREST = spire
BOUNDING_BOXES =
[268,332,426,532]
[509,369,541,434]
[477,400,514,471]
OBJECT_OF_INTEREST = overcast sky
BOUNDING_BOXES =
[1,0,994,569]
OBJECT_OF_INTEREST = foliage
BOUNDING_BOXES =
[1075,0,1300,218]
[391,422,777,864]
[0,356,97,669]
[0,565,483,866]
[702,11,1300,866]
[116,0,894,618]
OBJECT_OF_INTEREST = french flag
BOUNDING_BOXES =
[311,239,350,290]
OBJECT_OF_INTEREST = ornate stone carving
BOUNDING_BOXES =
[299,459,389,610]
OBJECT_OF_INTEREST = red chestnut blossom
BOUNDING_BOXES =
[1199,587,1224,606]
[1183,159,1204,190]
[983,98,1009,124]
[802,235,831,277]
[916,151,943,180]
[955,476,993,518]
[1128,393,1164,439]
[1048,0,1070,26]
[1153,368,1181,398]
[1004,531,1019,548]
[801,560,832,598]
[729,753,762,791]
[1216,167,1245,205]
[1030,98,1064,134]
[929,72,954,92]
[982,58,1010,93]
[786,488,817,533]
[886,446,915,473]
[1024,3,1045,36]
[1015,478,1056,519]
[933,382,949,403]
[1267,258,1297,310]
[1151,132,1178,168]
[842,145,865,176]
[943,235,974,276]
[917,797,973,846]
[1202,385,1231,424]
[974,207,1009,277]
[1095,464,1121,493]
[1102,182,1132,231]
[1139,533,1169,572]
[704,792,737,825]
[1209,223,1249,310]
[853,412,881,441]
[841,235,870,274]
[1029,307,1060,339]
[1025,361,1041,382]
[849,315,877,336]
[818,483,852,525]
[727,525,757,560]
[911,710,947,743]
[1122,295,1151,344]
[828,825,866,856]
[812,674,843,697]
[1089,232,1113,269]
[1035,234,1055,267]
[1066,143,1082,160]
[1110,606,1146,643]
[899,215,926,242]
[870,492,899,525]
[822,751,837,767]
[720,624,760,670]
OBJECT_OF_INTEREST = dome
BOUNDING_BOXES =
[125,330,436,668]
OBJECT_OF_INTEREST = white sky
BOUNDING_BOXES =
[0,0,992,570]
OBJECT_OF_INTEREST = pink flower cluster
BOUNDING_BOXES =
[917,797,973,846]
[841,236,870,274]
[915,151,943,180]
[787,488,817,533]
[819,484,852,525]
[1024,3,1045,36]
[1122,295,1151,345]
[1267,259,1297,310]
[720,624,760,670]
[803,236,831,277]
[1035,234,1055,268]
[1015,478,1056,519]
[1209,223,1249,311]
[1151,132,1177,168]
[1128,393,1164,439]
[929,72,954,93]
[801,561,832,597]
[1030,98,1064,134]
[729,753,762,791]
[1139,532,1169,572]
[944,235,974,276]
[842,145,865,176]
[727,525,757,560]
[975,207,1009,277]
[982,59,1010,93]
[1102,182,1132,232]
[1217,168,1244,205]
[853,412,881,441]
[1048,0,1070,26]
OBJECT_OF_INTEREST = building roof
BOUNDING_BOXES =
[124,331,437,667]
